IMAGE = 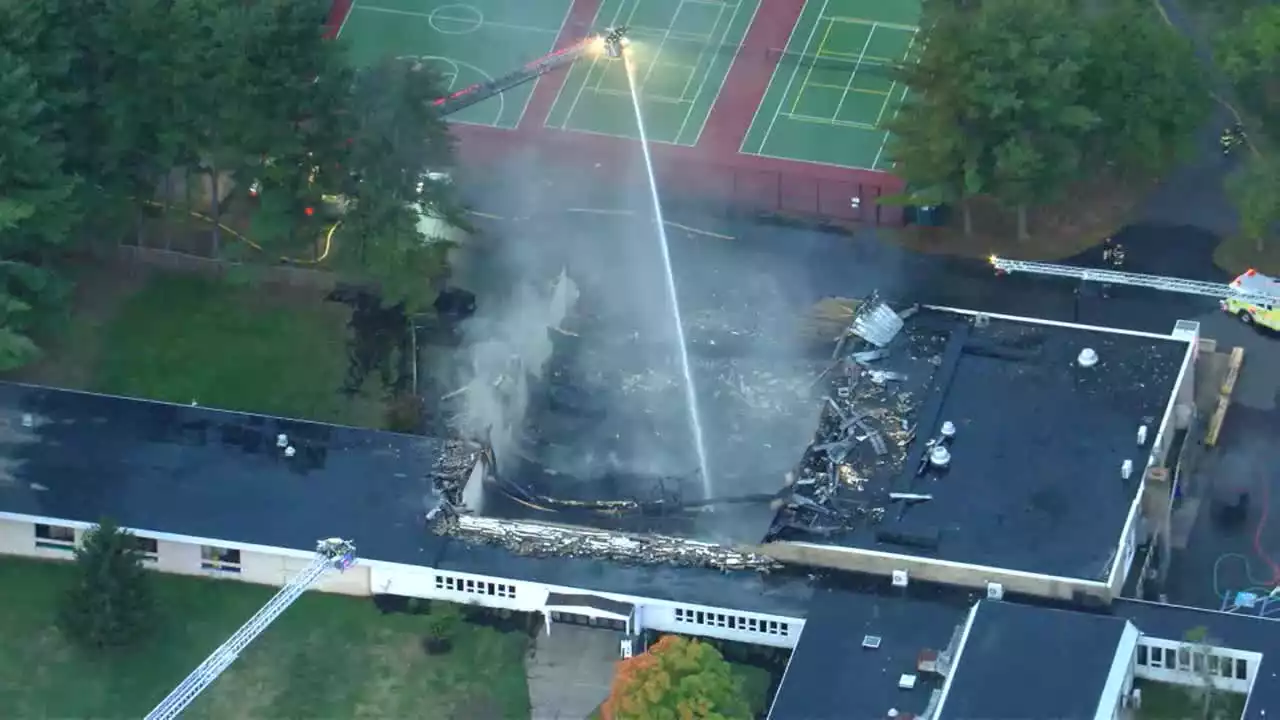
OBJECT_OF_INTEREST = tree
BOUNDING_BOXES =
[58,518,156,650]
[1083,3,1210,174]
[330,57,461,312]
[0,48,79,369]
[1217,5,1280,140]
[1226,155,1280,254]
[602,636,751,720]
[1183,626,1223,719]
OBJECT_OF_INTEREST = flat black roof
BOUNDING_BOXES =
[771,309,1188,578]
[0,382,813,617]
[767,577,976,720]
[940,601,1129,719]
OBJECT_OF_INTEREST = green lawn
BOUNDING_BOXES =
[0,557,531,719]
[11,267,386,428]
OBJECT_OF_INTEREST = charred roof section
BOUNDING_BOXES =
[768,307,1187,578]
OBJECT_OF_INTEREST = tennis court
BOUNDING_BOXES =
[739,0,921,171]
[337,0,575,128]
[543,0,761,146]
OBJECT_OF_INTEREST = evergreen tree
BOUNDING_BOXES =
[0,48,79,369]
[58,518,156,650]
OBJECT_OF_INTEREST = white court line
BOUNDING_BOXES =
[640,0,690,90]
[871,29,919,170]
[356,5,561,33]
[629,26,715,42]
[740,147,876,171]
[335,0,360,38]
[782,112,874,129]
[675,1,727,100]
[873,31,915,127]
[598,88,686,104]
[827,16,918,32]
[677,0,746,145]
[551,0,626,129]
[690,0,757,147]
[832,24,875,121]
[513,0,579,129]
[756,0,829,154]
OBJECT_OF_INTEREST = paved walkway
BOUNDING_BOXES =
[526,624,620,720]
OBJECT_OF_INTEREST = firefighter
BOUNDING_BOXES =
[1221,124,1246,156]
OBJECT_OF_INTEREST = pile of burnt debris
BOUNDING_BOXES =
[428,503,781,572]
[767,294,951,542]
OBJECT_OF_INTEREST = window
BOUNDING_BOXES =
[1137,645,1148,666]
[201,546,242,573]
[1236,658,1249,681]
[1220,658,1235,679]
[433,574,515,599]
[34,524,76,551]
[1208,655,1220,674]
[131,536,159,561]
[1164,648,1177,669]
[1177,648,1191,671]
[1193,652,1205,674]
[672,607,790,637]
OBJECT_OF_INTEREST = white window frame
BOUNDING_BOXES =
[200,545,242,574]
[34,523,76,551]
[131,535,159,562]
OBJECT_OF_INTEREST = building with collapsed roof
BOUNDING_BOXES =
[3,303,1278,718]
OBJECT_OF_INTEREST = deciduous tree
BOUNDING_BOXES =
[58,518,156,650]
[1226,155,1280,254]
[602,636,751,720]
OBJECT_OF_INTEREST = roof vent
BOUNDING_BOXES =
[276,433,289,448]
[1077,348,1099,367]
[1137,425,1149,446]
[1121,459,1133,479]
[898,674,918,690]
[929,445,951,468]
[863,635,882,649]
[986,582,1004,600]
[285,446,297,458]
[940,420,957,439]
[892,569,909,588]
[21,413,33,428]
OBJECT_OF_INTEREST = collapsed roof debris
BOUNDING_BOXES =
[430,505,781,572]
[768,294,946,541]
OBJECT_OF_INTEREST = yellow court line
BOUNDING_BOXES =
[791,17,838,114]
[826,16,919,33]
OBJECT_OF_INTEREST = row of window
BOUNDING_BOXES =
[1137,643,1249,681]
[434,574,517,599]
[673,607,790,636]
[34,524,241,573]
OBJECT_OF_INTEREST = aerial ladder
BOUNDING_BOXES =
[432,27,630,116]
[988,256,1280,305]
[144,538,357,720]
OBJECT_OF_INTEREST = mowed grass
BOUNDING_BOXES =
[77,270,382,427]
[0,557,531,719]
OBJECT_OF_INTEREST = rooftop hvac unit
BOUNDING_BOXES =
[1121,459,1134,479]
[892,569,909,588]
[1137,425,1149,446]
[276,433,289,448]
[898,674,917,690]
[940,421,957,439]
[986,582,1004,600]
[851,295,905,347]
[284,446,296,458]
[863,635,882,649]
[929,445,951,468]
[21,413,33,428]
[1077,348,1099,367]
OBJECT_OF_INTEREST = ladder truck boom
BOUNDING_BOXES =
[432,27,630,117]
[144,538,357,720]
[989,256,1280,305]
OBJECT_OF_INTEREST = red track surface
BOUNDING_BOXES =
[325,0,903,223]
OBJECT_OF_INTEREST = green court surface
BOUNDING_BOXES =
[740,0,921,171]
[338,0,574,128]
[544,0,761,146]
